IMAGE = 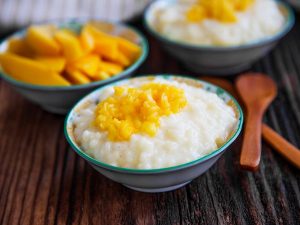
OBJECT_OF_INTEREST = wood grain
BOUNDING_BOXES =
[0,20,300,225]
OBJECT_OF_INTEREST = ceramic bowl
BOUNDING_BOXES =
[0,20,148,114]
[64,75,244,193]
[144,0,295,75]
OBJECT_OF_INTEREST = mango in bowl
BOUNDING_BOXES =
[0,21,148,114]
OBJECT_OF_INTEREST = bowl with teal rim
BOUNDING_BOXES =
[0,20,149,114]
[144,0,295,75]
[64,75,244,193]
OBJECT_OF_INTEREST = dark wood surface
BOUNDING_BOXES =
[1,17,300,225]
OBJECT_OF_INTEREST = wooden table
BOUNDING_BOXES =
[1,19,300,225]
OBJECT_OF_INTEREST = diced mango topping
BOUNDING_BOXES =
[186,0,254,23]
[0,23,142,86]
[94,83,187,141]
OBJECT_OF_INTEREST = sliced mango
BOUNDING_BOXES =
[80,26,96,53]
[93,70,110,81]
[35,57,66,72]
[111,51,131,67]
[7,38,34,57]
[71,54,100,78]
[85,24,141,63]
[0,53,70,86]
[94,38,119,61]
[65,67,90,84]
[54,30,84,61]
[115,37,141,63]
[26,25,61,56]
[98,60,123,75]
[84,24,109,39]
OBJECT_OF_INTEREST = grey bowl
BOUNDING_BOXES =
[144,0,295,75]
[0,20,149,114]
[64,75,244,193]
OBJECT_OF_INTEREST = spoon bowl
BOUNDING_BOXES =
[237,74,277,107]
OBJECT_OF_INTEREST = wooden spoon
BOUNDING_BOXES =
[202,76,300,170]
[236,73,277,170]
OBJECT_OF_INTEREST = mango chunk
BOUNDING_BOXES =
[0,53,70,86]
[84,24,109,39]
[233,0,254,11]
[93,71,110,81]
[94,83,187,141]
[54,30,84,61]
[94,38,119,61]
[26,25,60,56]
[98,61,123,75]
[186,5,207,22]
[80,26,96,53]
[115,37,142,63]
[7,38,34,57]
[71,54,100,78]
[35,57,66,72]
[111,51,130,67]
[65,67,90,84]
[85,24,141,63]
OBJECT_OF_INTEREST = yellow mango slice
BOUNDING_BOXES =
[71,54,100,78]
[65,67,90,85]
[94,38,119,61]
[98,60,123,75]
[115,37,141,63]
[85,24,141,63]
[26,25,60,56]
[111,51,130,67]
[7,38,34,57]
[54,30,84,61]
[0,53,70,86]
[93,71,110,81]
[80,26,96,53]
[84,24,108,39]
[35,57,66,72]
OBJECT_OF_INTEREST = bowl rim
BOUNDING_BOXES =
[64,74,244,174]
[0,20,149,91]
[143,0,295,51]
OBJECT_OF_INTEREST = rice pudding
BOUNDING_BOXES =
[72,77,238,169]
[148,0,286,46]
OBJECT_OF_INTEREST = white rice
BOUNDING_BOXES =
[72,78,238,169]
[148,0,286,46]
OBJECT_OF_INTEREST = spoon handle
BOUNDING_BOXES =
[240,109,263,171]
[262,124,300,169]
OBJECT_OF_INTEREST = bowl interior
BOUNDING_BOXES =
[64,75,244,174]
[144,0,295,50]
[0,20,149,91]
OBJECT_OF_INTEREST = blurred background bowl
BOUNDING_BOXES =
[144,0,295,75]
[0,20,149,114]
[65,75,244,193]
[286,0,300,11]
